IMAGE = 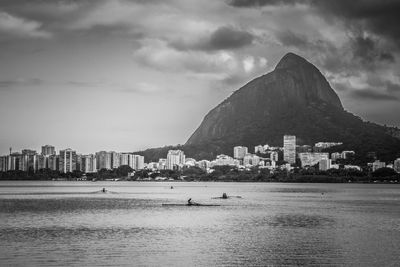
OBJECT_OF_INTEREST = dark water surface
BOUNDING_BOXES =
[1,181,399,266]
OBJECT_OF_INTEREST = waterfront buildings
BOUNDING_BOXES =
[372,160,386,172]
[81,154,97,173]
[132,155,144,170]
[196,160,211,170]
[299,152,329,168]
[48,154,58,171]
[59,148,77,173]
[243,153,260,166]
[270,151,279,162]
[254,145,264,154]
[394,158,400,173]
[234,146,248,159]
[96,151,112,170]
[120,153,130,166]
[37,155,47,170]
[213,154,237,166]
[314,142,343,149]
[166,150,185,170]
[319,158,332,171]
[111,152,120,169]
[331,152,341,161]
[158,158,166,170]
[41,145,55,156]
[283,135,296,164]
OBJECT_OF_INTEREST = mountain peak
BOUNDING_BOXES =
[275,52,310,70]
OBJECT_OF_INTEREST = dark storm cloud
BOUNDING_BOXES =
[170,26,254,51]
[228,0,298,7]
[386,81,400,93]
[350,89,399,101]
[208,26,254,50]
[228,0,400,45]
[352,36,395,66]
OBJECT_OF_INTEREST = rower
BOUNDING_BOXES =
[102,188,106,193]
[188,198,193,205]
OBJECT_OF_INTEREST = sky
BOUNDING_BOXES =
[1,0,400,154]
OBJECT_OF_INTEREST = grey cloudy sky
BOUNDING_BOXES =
[1,0,400,154]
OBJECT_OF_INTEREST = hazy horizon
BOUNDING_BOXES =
[1,0,400,154]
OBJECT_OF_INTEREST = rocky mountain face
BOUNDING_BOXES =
[180,53,400,162]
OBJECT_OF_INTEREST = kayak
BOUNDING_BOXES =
[162,203,220,207]
[211,196,242,199]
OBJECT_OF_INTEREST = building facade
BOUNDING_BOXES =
[243,153,260,166]
[283,135,296,164]
[41,145,55,156]
[96,151,112,170]
[234,146,248,159]
[166,150,185,170]
[59,148,77,173]
[81,154,97,173]
[298,152,329,168]
[319,158,332,171]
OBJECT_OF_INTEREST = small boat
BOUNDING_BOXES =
[162,203,220,207]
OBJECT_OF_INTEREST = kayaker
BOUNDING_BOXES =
[187,198,193,205]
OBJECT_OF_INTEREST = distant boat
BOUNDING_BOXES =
[162,203,220,207]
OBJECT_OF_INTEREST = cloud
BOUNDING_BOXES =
[351,36,395,68]
[133,38,268,85]
[169,26,255,52]
[206,26,255,50]
[228,0,400,46]
[0,12,51,39]
[0,78,43,88]
[386,81,400,93]
[350,89,399,101]
[275,30,308,48]
[227,0,298,7]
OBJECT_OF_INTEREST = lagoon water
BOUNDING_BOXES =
[0,181,400,266]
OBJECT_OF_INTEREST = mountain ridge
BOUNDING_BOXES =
[136,53,400,163]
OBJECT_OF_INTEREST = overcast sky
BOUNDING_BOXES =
[1,0,400,154]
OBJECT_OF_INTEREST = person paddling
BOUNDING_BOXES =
[222,193,228,199]
[102,188,106,193]
[187,198,193,205]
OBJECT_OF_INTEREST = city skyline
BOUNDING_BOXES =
[1,1,400,154]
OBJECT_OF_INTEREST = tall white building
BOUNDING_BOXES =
[96,151,112,170]
[132,155,144,170]
[234,146,248,159]
[37,155,48,170]
[111,152,120,169]
[59,148,77,173]
[283,135,296,164]
[120,154,130,166]
[81,154,97,173]
[41,145,55,156]
[166,150,185,170]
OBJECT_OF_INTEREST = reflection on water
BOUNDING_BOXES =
[0,181,400,266]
